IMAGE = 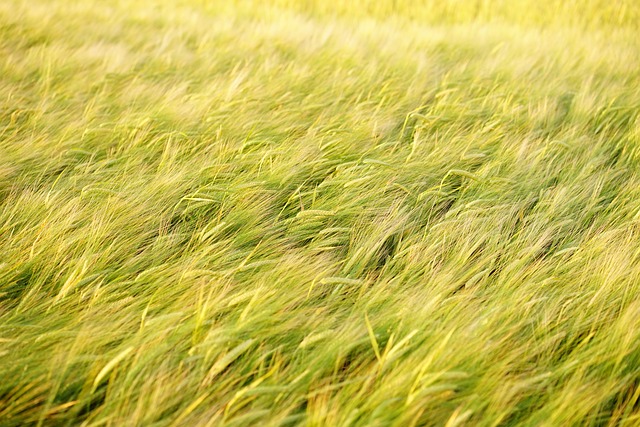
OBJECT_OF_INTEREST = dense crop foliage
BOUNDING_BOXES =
[1,0,639,425]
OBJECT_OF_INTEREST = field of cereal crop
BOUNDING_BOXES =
[1,1,640,425]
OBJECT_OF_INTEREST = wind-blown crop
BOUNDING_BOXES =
[1,0,639,425]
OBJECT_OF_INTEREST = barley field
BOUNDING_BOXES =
[1,0,640,425]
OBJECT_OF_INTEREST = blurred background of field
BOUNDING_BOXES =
[210,0,640,26]
[1,0,639,426]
